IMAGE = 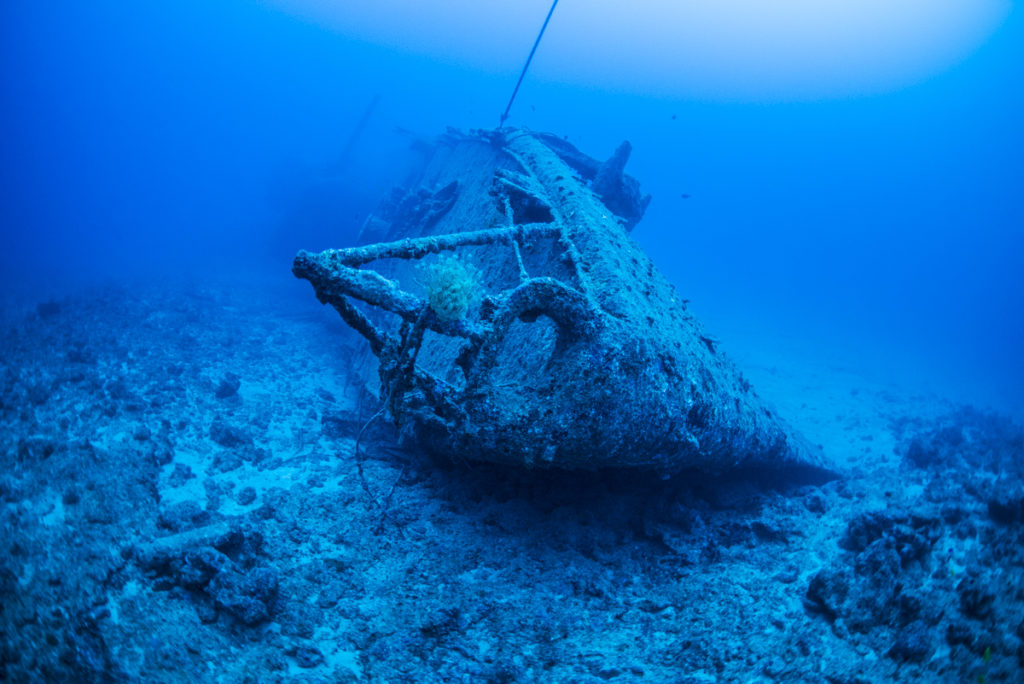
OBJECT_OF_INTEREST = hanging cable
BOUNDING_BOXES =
[499,0,560,128]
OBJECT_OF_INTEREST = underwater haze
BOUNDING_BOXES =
[2,0,1022,412]
[3,2,1024,682]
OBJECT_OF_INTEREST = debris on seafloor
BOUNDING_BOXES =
[294,127,833,478]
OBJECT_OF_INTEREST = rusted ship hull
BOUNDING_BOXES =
[294,128,831,476]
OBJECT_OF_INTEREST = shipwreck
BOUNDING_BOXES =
[294,127,831,477]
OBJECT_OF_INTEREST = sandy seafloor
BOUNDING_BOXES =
[1,272,1022,683]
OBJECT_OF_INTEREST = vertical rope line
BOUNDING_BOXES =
[499,0,560,128]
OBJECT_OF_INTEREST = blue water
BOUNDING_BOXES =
[9,2,1024,417]
[4,1,1020,414]
[3,4,1024,681]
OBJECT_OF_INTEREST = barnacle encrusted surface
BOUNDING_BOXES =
[294,128,832,477]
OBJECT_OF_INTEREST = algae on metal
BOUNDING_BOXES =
[294,128,831,476]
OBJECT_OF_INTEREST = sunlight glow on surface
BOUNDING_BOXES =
[273,0,1011,98]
